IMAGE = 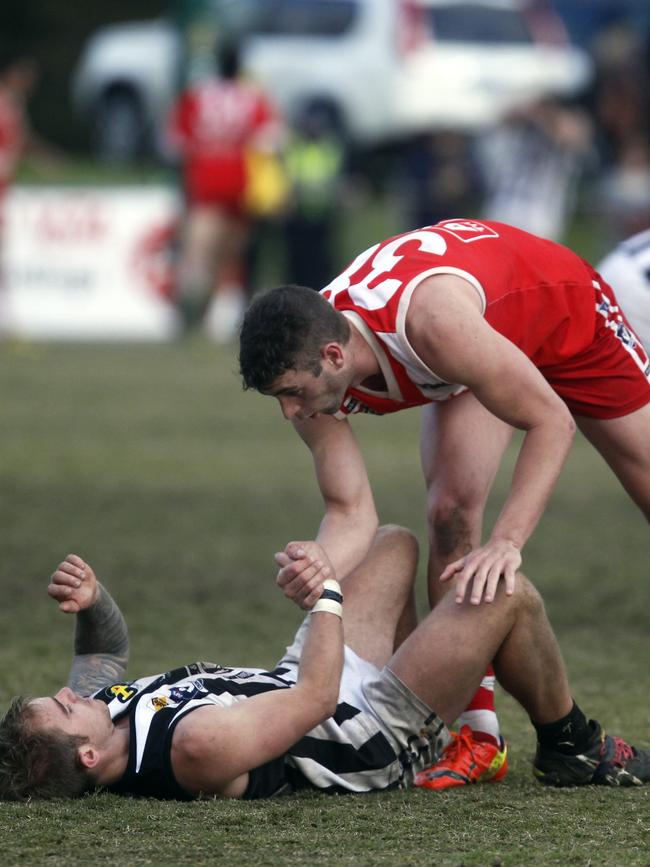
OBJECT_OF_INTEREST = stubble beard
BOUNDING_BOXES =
[318,368,348,415]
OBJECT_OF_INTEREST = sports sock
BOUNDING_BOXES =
[457,666,500,745]
[533,701,592,755]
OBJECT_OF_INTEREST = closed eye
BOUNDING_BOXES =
[265,386,302,398]
[53,697,71,716]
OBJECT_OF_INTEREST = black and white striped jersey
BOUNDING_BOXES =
[92,659,408,800]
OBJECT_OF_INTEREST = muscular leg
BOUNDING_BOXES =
[178,206,223,291]
[420,394,513,607]
[391,573,650,789]
[420,394,513,747]
[388,574,572,728]
[342,525,419,669]
[204,211,249,342]
[214,213,249,294]
[576,402,650,521]
[177,205,222,326]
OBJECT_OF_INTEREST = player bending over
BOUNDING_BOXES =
[239,218,650,787]
[0,526,648,800]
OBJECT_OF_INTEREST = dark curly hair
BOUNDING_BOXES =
[0,695,93,800]
[239,285,350,392]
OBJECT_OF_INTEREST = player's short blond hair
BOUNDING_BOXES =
[0,695,93,800]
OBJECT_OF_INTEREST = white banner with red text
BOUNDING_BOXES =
[1,185,181,341]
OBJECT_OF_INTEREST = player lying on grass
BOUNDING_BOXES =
[1,525,648,800]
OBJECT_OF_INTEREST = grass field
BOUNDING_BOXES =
[0,335,648,867]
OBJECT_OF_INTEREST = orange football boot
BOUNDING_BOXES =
[414,725,508,790]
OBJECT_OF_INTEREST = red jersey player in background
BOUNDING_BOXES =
[167,41,283,342]
[239,218,650,790]
[0,48,63,213]
[0,51,40,253]
[0,53,30,210]
[0,48,63,330]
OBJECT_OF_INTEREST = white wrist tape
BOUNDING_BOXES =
[311,578,343,618]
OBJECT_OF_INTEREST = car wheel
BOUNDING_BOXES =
[93,88,147,163]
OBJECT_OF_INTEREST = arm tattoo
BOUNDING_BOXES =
[67,583,129,697]
[67,653,129,698]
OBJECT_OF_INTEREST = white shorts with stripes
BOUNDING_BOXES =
[277,618,451,790]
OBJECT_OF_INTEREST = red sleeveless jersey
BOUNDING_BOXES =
[321,219,649,419]
[168,79,279,206]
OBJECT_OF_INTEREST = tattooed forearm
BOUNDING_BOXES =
[67,653,128,697]
[74,583,129,657]
[67,583,129,695]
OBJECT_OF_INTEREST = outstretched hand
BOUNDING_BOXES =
[48,554,100,614]
[275,540,335,610]
[440,539,521,605]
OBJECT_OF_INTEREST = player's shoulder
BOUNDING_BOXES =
[620,229,650,261]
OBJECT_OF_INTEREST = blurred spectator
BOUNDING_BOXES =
[400,132,480,229]
[0,48,63,329]
[0,49,62,191]
[167,41,283,341]
[590,23,650,241]
[282,105,345,289]
[0,53,31,210]
[597,228,650,351]
[597,136,650,240]
[476,96,594,241]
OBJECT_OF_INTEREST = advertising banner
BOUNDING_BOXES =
[2,185,181,341]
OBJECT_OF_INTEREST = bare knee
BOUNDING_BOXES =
[509,573,545,619]
[428,491,484,558]
[375,524,419,568]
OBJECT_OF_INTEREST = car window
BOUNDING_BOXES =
[215,0,265,35]
[242,0,358,36]
[427,4,533,44]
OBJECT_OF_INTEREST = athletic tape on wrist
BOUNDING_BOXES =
[311,579,343,618]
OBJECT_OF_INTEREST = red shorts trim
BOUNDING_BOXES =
[540,277,650,419]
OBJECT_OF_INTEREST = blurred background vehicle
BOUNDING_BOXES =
[71,0,591,162]
[2,0,648,342]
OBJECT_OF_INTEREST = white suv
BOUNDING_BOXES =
[72,0,591,160]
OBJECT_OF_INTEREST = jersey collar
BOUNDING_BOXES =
[342,311,404,402]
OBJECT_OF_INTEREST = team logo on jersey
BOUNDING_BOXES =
[596,290,650,376]
[434,220,499,243]
[616,321,637,348]
[339,396,384,416]
[169,680,208,703]
[596,293,613,317]
[597,292,638,348]
[150,695,169,712]
[108,683,137,703]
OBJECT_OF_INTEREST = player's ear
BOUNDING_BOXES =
[321,342,345,369]
[78,744,100,769]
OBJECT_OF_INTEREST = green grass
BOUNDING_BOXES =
[15,157,178,188]
[0,338,648,866]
